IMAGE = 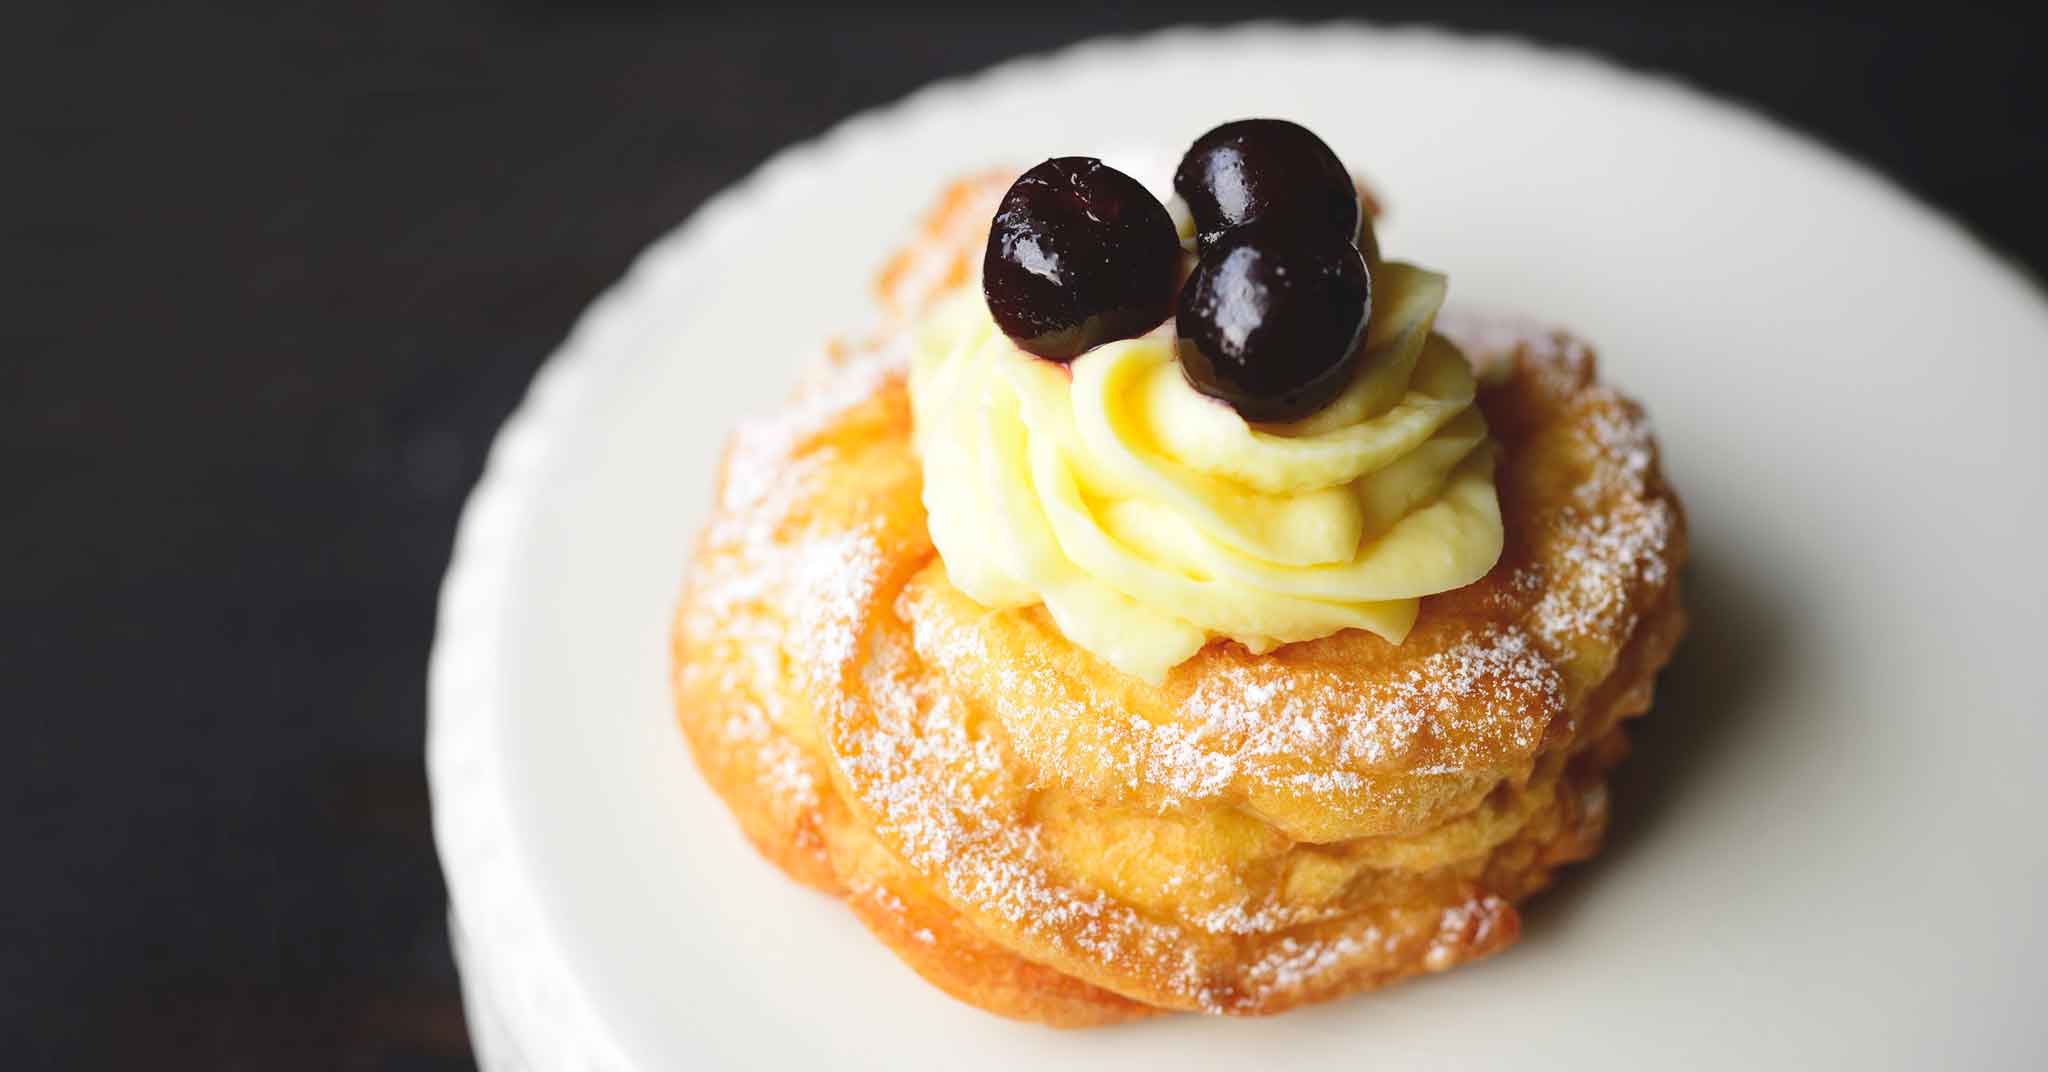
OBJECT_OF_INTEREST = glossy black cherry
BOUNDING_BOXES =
[1175,223,1371,423]
[982,157,1180,361]
[1173,119,1359,246]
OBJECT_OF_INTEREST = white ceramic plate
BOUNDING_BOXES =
[430,24,2048,1070]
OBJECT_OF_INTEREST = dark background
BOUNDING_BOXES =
[7,2,2042,1068]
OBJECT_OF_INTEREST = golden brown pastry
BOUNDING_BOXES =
[672,168,1686,1026]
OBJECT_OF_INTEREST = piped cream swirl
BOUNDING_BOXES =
[909,260,1502,683]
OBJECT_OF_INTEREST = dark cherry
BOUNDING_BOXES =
[982,157,1180,361]
[1173,119,1359,245]
[1175,223,1371,423]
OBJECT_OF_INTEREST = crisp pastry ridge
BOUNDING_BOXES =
[671,174,1688,1025]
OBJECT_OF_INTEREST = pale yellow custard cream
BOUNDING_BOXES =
[907,259,1502,684]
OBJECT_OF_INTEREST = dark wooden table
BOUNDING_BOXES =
[7,3,2041,1068]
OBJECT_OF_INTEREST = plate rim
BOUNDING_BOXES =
[426,20,2047,1068]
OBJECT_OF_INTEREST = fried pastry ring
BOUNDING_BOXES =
[671,177,1687,1026]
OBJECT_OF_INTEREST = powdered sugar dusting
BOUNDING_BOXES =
[677,340,908,827]
[1531,389,1676,649]
[1440,310,1679,654]
[715,698,821,817]
[1534,507,1671,646]
[1183,627,1561,784]
[846,878,939,946]
[837,620,1450,1010]
[1423,892,1512,971]
[834,614,1546,1010]
[1358,627,1559,770]
[791,529,886,692]
[685,337,905,649]
[834,625,1227,1006]
[717,339,904,523]
[1195,898,1308,937]
[913,606,1564,813]
[1241,930,1382,995]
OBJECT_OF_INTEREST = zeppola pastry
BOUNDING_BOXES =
[672,120,1687,1025]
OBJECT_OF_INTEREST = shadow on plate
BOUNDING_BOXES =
[1518,547,1795,936]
